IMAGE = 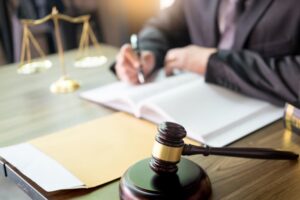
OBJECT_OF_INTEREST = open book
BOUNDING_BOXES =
[80,73,283,147]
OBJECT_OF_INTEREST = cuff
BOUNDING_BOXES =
[109,61,116,75]
[205,52,226,84]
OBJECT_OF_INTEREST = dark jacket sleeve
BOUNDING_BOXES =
[206,50,300,107]
[138,0,190,69]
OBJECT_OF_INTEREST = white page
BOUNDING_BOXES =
[80,73,199,117]
[139,77,283,146]
[80,82,137,114]
[0,143,84,192]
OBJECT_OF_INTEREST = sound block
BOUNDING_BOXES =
[119,158,211,200]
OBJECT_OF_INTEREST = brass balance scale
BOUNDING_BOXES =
[17,7,107,94]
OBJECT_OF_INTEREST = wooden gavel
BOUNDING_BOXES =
[150,122,299,175]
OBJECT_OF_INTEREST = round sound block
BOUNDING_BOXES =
[119,158,211,200]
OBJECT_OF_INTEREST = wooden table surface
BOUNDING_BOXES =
[0,45,300,200]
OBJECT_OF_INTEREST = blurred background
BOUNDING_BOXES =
[0,0,175,66]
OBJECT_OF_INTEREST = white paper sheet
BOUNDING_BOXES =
[0,143,84,192]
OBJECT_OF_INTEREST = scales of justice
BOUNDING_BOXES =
[17,7,107,94]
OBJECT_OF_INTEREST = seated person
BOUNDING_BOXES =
[114,0,300,107]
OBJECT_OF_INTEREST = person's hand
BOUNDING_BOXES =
[115,44,155,84]
[164,45,217,76]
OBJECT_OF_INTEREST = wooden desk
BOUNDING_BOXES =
[0,45,300,200]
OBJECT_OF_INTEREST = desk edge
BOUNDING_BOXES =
[0,159,5,177]
[0,157,47,200]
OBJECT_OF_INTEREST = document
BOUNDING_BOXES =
[0,113,198,192]
[80,73,283,147]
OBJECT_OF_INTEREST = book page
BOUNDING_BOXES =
[138,77,282,146]
[80,72,199,117]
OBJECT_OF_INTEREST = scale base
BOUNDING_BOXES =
[50,76,80,94]
[120,158,211,200]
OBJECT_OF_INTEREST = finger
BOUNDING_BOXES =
[120,68,139,85]
[164,61,178,76]
[164,51,180,75]
[119,43,134,55]
[127,72,139,84]
[116,59,142,85]
[164,58,179,67]
[116,52,136,70]
[140,52,155,75]
[116,45,139,77]
[164,56,185,76]
[120,44,140,69]
[119,61,140,81]
[116,60,138,81]
[164,48,181,63]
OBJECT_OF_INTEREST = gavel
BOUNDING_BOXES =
[120,122,299,200]
[150,122,299,175]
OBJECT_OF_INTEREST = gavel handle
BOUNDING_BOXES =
[183,144,299,160]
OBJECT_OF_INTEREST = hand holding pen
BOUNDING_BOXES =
[115,35,155,85]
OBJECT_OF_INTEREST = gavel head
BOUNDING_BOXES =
[149,122,186,175]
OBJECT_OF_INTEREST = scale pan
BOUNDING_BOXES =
[74,56,107,68]
[17,60,52,74]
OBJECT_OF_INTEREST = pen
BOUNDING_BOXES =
[130,34,145,84]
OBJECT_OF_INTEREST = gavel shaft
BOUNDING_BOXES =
[183,144,299,160]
